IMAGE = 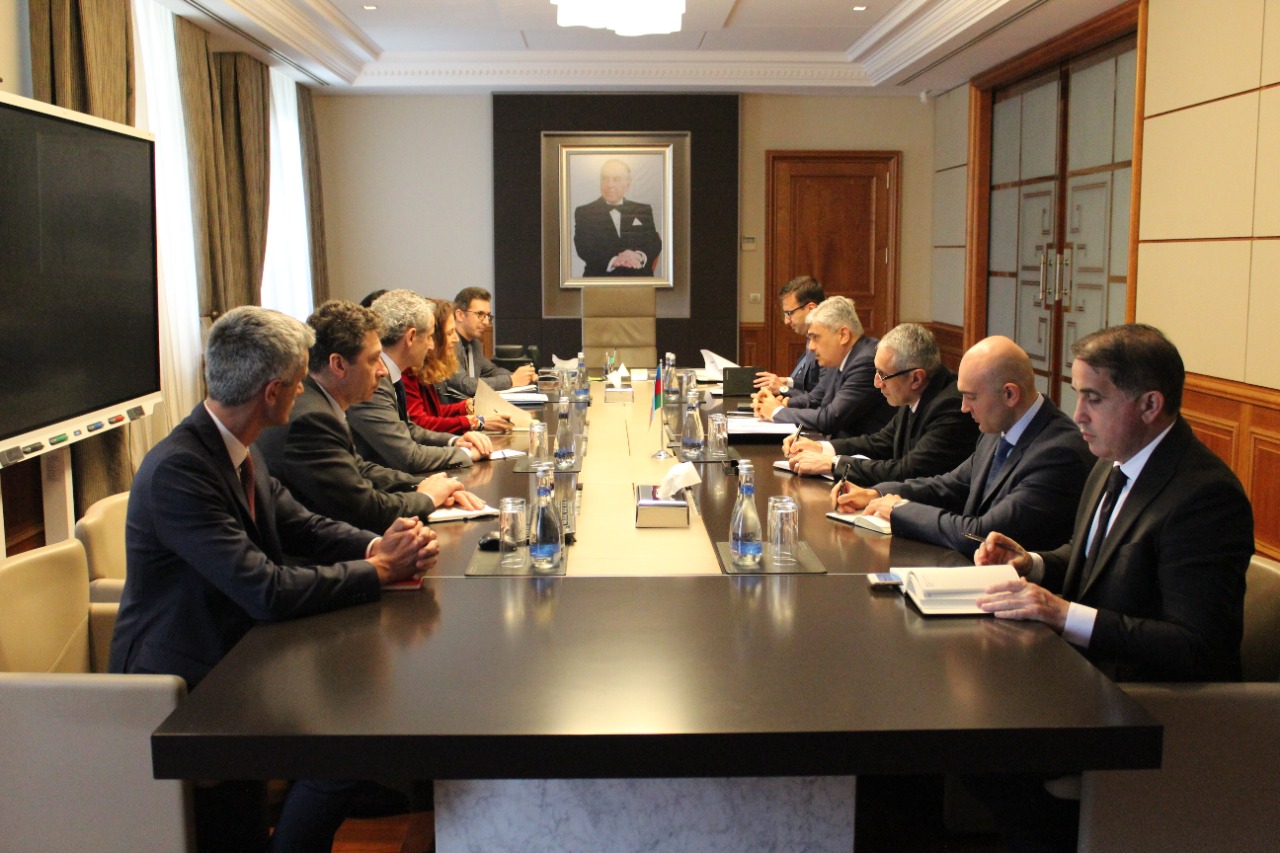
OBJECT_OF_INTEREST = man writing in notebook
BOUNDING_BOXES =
[782,323,978,483]
[753,275,826,397]
[831,335,1092,557]
[965,324,1253,853]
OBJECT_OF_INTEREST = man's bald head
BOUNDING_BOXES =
[956,336,1039,434]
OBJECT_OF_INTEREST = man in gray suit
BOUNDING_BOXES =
[836,335,1092,557]
[258,300,481,534]
[348,289,488,474]
[443,286,537,402]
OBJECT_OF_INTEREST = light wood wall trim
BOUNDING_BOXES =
[924,322,965,372]
[1182,372,1280,559]
[962,83,991,351]
[739,322,765,368]
[1127,0,1148,323]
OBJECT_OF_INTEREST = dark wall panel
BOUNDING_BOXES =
[493,94,739,367]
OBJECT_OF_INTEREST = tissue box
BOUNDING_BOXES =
[605,386,634,402]
[635,485,689,528]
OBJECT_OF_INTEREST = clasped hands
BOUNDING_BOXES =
[609,249,647,271]
[368,517,439,583]
[751,386,785,419]
[417,472,485,511]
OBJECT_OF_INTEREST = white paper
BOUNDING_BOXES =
[489,449,526,460]
[726,418,800,436]
[607,363,630,388]
[657,461,702,501]
[551,354,577,369]
[500,393,550,404]
[473,381,534,429]
[501,383,537,394]
[698,348,739,381]
[429,504,500,523]
[632,368,648,381]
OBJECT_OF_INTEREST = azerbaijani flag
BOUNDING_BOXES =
[650,360,663,426]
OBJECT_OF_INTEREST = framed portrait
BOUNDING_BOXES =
[542,133,690,295]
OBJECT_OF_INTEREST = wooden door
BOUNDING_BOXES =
[765,151,900,373]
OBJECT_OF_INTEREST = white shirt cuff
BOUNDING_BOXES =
[820,441,835,455]
[365,537,381,559]
[1062,602,1098,648]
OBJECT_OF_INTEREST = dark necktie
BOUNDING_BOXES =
[984,438,1013,494]
[1080,466,1129,585]
[394,379,409,423]
[238,454,256,522]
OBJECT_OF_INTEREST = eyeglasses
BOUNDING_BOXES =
[781,303,813,320]
[875,367,919,382]
[464,310,494,323]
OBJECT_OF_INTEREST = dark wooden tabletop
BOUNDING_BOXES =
[151,391,1161,781]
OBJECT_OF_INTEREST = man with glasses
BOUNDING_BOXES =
[751,295,894,439]
[832,335,1092,557]
[782,323,979,484]
[444,286,536,402]
[754,275,827,397]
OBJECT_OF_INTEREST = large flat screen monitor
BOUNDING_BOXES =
[0,91,162,467]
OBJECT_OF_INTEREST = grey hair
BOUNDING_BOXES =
[806,296,863,337]
[205,306,313,406]
[370,289,434,346]
[878,323,942,376]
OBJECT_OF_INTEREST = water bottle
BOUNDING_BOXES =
[576,351,589,391]
[554,398,576,469]
[730,460,763,569]
[663,353,681,436]
[681,386,705,460]
[571,386,590,436]
[528,465,563,570]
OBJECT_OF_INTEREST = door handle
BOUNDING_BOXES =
[1038,250,1048,304]
[1059,246,1073,307]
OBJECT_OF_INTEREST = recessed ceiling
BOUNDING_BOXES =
[168,0,1129,95]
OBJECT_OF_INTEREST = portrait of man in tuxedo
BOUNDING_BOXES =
[572,157,663,278]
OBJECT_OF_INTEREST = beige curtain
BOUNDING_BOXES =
[28,0,136,516]
[296,83,330,304]
[175,19,270,317]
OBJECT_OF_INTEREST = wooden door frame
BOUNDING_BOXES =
[764,150,902,366]
[963,0,1140,350]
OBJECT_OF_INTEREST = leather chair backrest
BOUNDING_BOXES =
[582,285,658,368]
[75,490,130,582]
[0,539,92,673]
[1243,554,1280,682]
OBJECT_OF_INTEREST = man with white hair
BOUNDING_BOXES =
[784,323,979,483]
[753,295,894,439]
[574,158,663,277]
[348,289,490,474]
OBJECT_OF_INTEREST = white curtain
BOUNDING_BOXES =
[261,68,314,321]
[130,0,202,455]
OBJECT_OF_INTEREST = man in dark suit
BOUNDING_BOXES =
[968,324,1254,853]
[782,323,979,484]
[110,306,435,852]
[752,295,895,439]
[754,275,827,397]
[443,286,537,402]
[349,289,487,474]
[836,335,1093,557]
[258,300,480,534]
[574,158,663,278]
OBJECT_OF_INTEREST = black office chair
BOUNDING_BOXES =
[492,344,540,372]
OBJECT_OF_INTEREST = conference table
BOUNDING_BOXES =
[152,382,1161,851]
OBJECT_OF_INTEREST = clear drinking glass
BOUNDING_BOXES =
[767,495,799,565]
[706,413,728,459]
[528,420,549,464]
[498,497,528,569]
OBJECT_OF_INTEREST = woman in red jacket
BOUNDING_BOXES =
[403,298,512,434]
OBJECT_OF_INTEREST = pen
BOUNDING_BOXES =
[963,532,1025,554]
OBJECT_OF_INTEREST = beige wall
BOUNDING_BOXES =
[738,93,934,324]
[1,0,32,97]
[1137,0,1280,389]
[315,92,937,327]
[313,94,495,307]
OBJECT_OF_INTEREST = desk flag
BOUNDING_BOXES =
[651,360,663,426]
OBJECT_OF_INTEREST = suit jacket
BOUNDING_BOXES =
[1031,418,1252,682]
[348,375,472,475]
[574,197,662,278]
[875,397,1093,557]
[109,403,379,689]
[444,336,513,401]
[787,348,824,396]
[830,369,980,485]
[256,377,438,532]
[769,335,895,439]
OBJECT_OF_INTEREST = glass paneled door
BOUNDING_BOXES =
[985,40,1136,408]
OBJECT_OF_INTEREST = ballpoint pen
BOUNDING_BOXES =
[963,532,1025,555]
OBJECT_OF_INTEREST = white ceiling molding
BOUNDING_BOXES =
[354,55,874,92]
[184,0,380,84]
[846,0,1016,84]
